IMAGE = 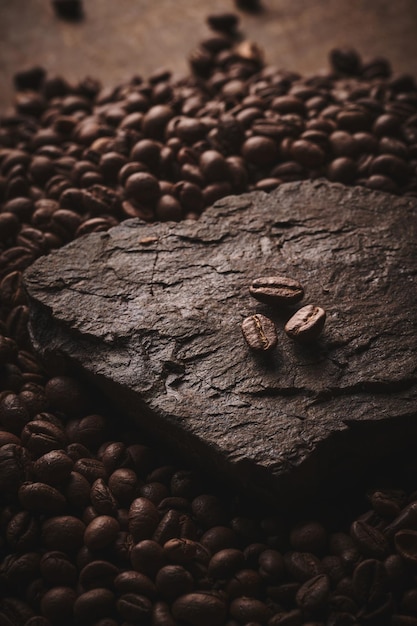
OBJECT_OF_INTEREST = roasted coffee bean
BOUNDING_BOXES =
[295,574,330,611]
[394,529,417,564]
[200,526,239,553]
[7,511,39,552]
[65,470,91,509]
[172,592,227,626]
[41,515,85,552]
[163,538,210,565]
[207,12,239,34]
[90,478,118,515]
[0,552,40,588]
[284,551,324,582]
[258,549,285,583]
[155,565,193,601]
[232,597,273,623]
[40,551,77,586]
[32,450,73,485]
[350,520,389,559]
[18,482,67,514]
[108,468,139,505]
[83,515,119,551]
[130,539,165,578]
[73,457,106,483]
[117,593,152,622]
[44,375,89,418]
[40,586,76,624]
[128,497,160,541]
[208,548,245,579]
[0,443,30,495]
[21,419,67,456]
[73,588,115,623]
[242,135,279,166]
[241,314,278,351]
[285,305,326,342]
[79,559,119,590]
[114,570,156,598]
[249,275,304,305]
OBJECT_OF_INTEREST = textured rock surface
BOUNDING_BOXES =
[24,180,417,503]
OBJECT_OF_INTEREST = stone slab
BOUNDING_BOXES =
[24,180,417,503]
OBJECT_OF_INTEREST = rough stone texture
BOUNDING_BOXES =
[24,180,417,503]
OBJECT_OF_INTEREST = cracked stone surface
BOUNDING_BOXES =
[24,180,417,503]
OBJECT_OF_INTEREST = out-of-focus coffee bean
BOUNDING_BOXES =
[230,596,273,623]
[241,135,279,166]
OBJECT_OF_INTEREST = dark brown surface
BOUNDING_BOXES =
[24,180,417,504]
[1,0,417,113]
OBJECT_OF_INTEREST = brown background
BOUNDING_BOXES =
[0,0,416,113]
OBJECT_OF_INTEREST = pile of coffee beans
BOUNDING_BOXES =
[1,12,417,626]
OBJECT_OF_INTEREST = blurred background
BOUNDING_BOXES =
[1,0,416,112]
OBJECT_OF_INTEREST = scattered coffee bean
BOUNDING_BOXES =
[249,275,304,305]
[285,305,326,342]
[241,314,278,351]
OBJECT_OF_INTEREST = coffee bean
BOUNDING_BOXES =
[230,596,273,623]
[128,497,160,542]
[191,494,225,528]
[284,552,324,582]
[41,515,85,552]
[117,593,153,622]
[73,588,115,623]
[394,529,417,564]
[7,511,39,552]
[155,565,194,601]
[172,592,227,626]
[40,551,77,586]
[285,305,326,342]
[241,314,278,351]
[65,470,91,509]
[350,520,389,559]
[241,136,279,167]
[352,558,387,607]
[208,548,245,579]
[200,526,239,553]
[32,450,73,485]
[40,586,76,624]
[78,560,117,591]
[130,539,165,578]
[249,275,304,305]
[258,549,285,583]
[18,482,67,515]
[295,573,331,612]
[84,515,120,551]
